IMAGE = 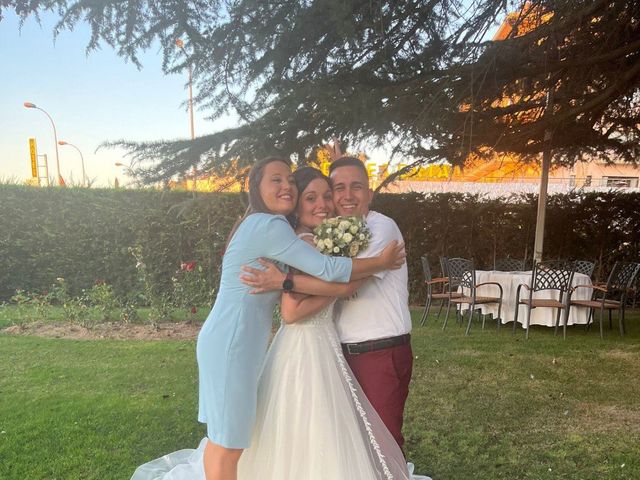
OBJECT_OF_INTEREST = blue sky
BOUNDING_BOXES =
[0,11,235,186]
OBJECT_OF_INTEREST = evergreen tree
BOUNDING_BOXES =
[3,0,639,185]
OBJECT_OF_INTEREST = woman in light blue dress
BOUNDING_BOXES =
[194,157,405,480]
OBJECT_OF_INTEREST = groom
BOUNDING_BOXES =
[329,156,413,449]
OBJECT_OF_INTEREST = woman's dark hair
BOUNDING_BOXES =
[225,156,292,250]
[293,167,329,198]
[288,167,330,228]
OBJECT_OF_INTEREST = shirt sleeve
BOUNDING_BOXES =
[358,214,403,280]
[261,215,352,282]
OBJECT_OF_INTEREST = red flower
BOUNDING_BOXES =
[181,261,197,272]
[190,306,197,314]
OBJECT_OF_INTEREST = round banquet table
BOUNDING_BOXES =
[467,270,593,328]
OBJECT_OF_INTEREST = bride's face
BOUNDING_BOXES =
[296,178,335,230]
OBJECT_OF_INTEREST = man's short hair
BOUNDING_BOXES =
[329,156,369,179]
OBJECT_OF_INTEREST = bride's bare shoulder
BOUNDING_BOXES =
[297,232,315,247]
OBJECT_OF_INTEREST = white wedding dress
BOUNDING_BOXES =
[131,301,430,480]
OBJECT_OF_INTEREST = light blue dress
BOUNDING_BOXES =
[196,213,352,449]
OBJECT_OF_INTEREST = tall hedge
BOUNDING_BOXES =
[0,186,244,302]
[1,185,639,305]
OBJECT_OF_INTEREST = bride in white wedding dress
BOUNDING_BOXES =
[131,168,429,480]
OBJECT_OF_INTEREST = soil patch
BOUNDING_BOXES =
[570,402,640,434]
[1,321,202,340]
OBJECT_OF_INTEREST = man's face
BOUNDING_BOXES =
[330,165,373,217]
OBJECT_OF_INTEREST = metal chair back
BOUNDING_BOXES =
[607,262,640,292]
[445,257,475,292]
[531,260,574,293]
[420,255,433,282]
[572,260,596,278]
[494,258,525,271]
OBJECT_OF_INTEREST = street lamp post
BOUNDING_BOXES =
[58,141,87,187]
[24,102,64,186]
[175,39,195,140]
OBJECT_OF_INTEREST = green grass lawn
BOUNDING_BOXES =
[1,308,639,479]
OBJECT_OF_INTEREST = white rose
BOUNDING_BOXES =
[359,233,365,240]
[339,220,351,231]
[324,238,334,249]
[335,231,343,239]
[349,225,359,234]
[326,227,332,234]
[333,246,340,253]
[342,232,353,243]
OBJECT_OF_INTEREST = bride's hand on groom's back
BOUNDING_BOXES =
[380,240,406,270]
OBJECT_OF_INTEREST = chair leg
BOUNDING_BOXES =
[513,302,520,334]
[608,309,613,330]
[496,300,502,330]
[554,308,561,336]
[443,301,452,330]
[420,295,432,326]
[562,307,569,340]
[481,308,486,330]
[599,305,604,339]
[436,299,445,318]
[619,306,625,336]
[585,308,593,332]
[525,306,532,340]
[465,302,475,336]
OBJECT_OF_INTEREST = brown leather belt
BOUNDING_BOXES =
[342,333,411,355]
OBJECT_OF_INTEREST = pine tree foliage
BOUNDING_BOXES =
[3,0,639,184]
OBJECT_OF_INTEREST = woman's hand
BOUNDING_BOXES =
[379,240,406,270]
[240,259,286,293]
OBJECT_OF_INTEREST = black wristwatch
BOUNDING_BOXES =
[282,272,294,293]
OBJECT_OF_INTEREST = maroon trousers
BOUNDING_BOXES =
[343,340,413,449]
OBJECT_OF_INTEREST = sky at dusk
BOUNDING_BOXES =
[0,11,234,186]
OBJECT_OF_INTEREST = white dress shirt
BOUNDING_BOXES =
[334,210,412,343]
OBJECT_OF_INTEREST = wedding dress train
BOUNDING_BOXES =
[131,302,430,480]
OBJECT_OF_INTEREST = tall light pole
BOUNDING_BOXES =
[58,141,87,187]
[24,102,64,186]
[175,39,195,140]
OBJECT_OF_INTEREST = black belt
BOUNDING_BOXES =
[342,334,411,355]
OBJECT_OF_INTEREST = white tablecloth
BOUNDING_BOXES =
[468,270,592,327]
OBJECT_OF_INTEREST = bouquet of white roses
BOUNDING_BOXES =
[313,216,371,257]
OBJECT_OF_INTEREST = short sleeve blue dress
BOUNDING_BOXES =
[196,213,352,449]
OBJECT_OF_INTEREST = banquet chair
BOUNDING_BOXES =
[572,260,596,279]
[567,262,640,338]
[494,258,526,271]
[419,256,456,326]
[513,260,575,340]
[443,257,503,335]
